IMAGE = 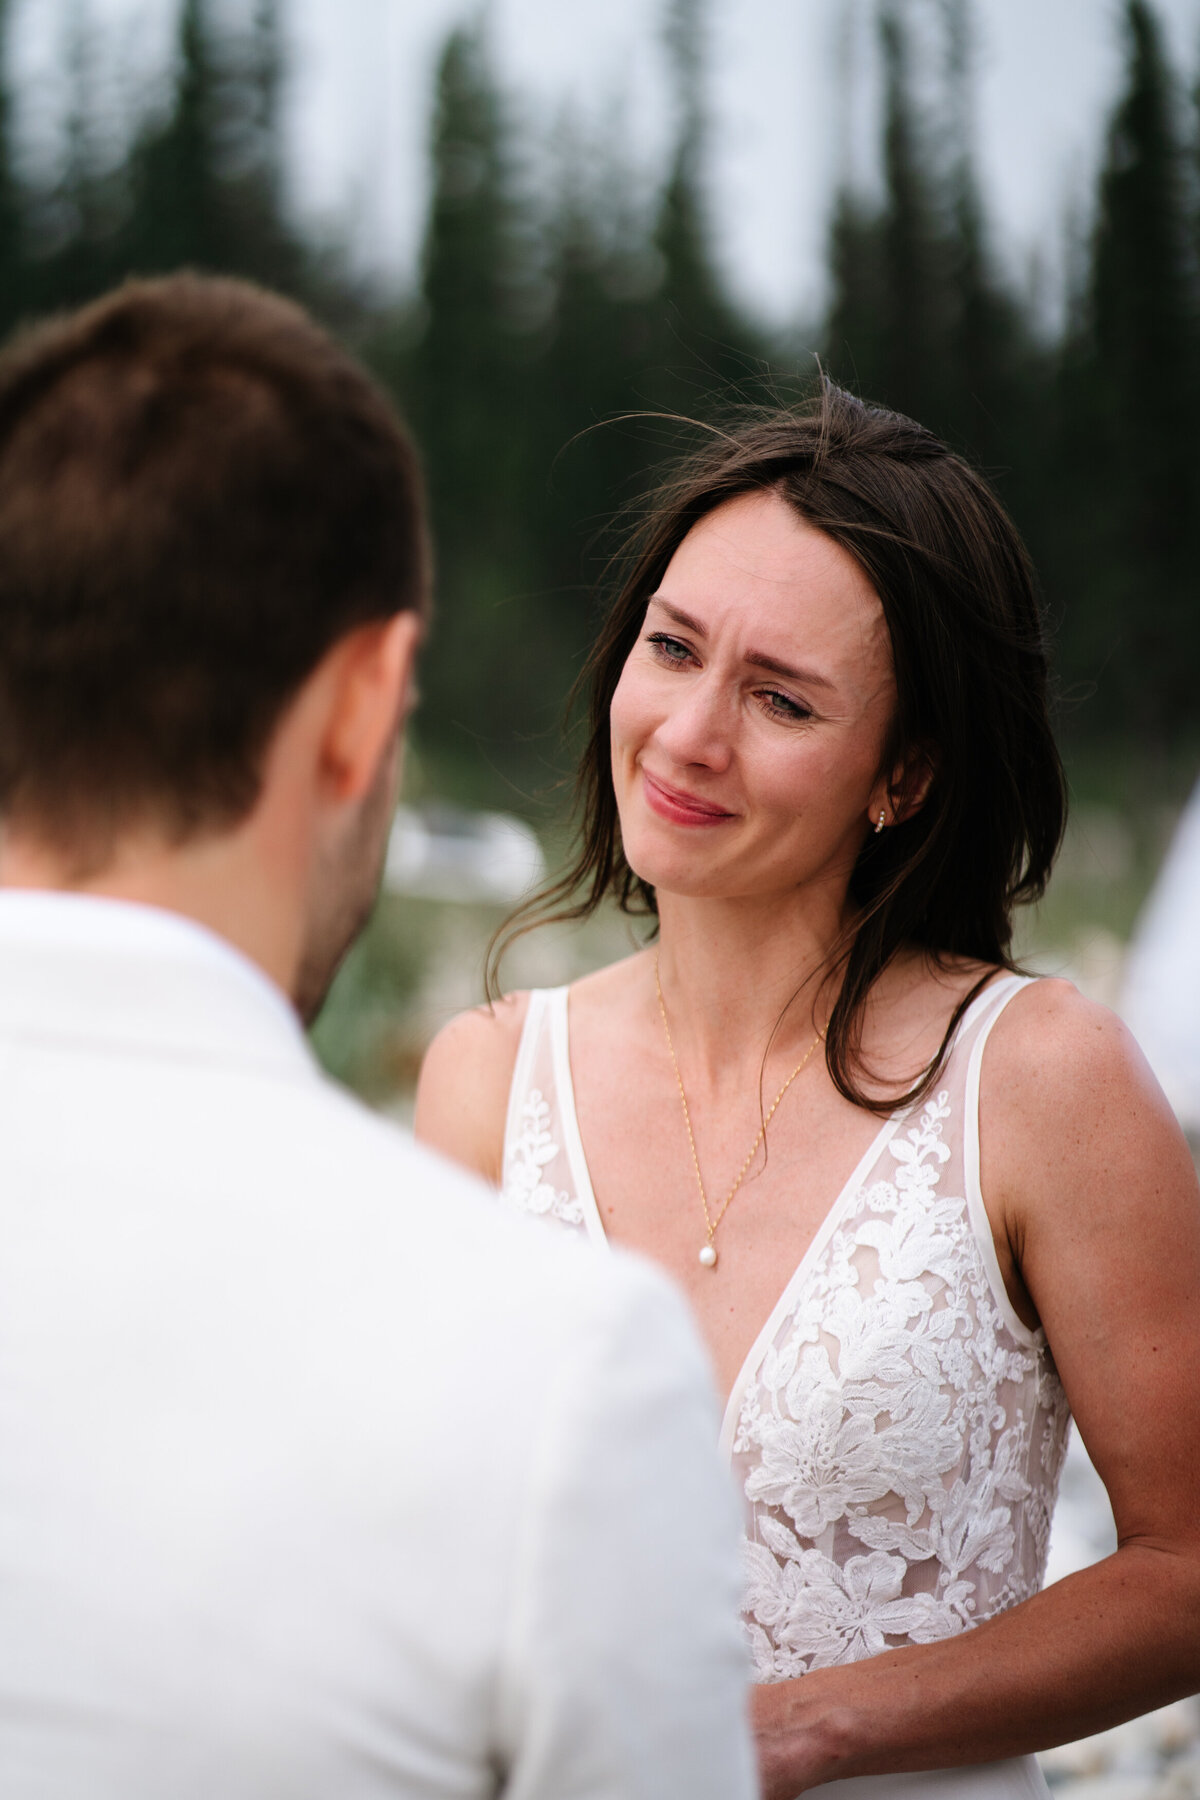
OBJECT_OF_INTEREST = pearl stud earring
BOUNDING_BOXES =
[874,810,886,834]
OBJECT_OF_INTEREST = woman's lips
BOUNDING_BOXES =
[642,770,736,827]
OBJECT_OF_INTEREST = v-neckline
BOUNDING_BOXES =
[549,976,1014,1455]
[714,1109,904,1453]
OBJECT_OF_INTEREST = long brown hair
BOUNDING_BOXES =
[491,384,1066,1112]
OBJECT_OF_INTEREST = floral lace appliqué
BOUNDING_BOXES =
[498,982,1071,1691]
[735,1090,1070,1684]
[502,1087,584,1226]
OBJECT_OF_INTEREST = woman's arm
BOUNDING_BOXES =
[414,993,529,1186]
[754,979,1200,1796]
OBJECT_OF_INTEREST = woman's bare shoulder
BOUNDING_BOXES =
[986,973,1148,1101]
[982,973,1195,1213]
[422,989,533,1069]
[980,976,1200,1518]
[414,992,532,1186]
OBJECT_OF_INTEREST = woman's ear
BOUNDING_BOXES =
[870,742,937,832]
[890,742,938,825]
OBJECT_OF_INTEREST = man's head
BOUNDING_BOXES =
[0,273,428,1017]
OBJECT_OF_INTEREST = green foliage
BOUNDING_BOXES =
[121,0,307,288]
[368,7,768,796]
[1052,0,1200,746]
[824,3,1041,467]
[18,0,313,320]
[1,0,1198,790]
[0,0,24,335]
[823,0,1200,758]
[647,0,767,399]
[382,26,566,775]
[308,895,426,1103]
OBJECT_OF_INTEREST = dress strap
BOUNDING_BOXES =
[545,987,609,1251]
[501,987,556,1177]
[961,973,1043,1346]
[500,988,608,1248]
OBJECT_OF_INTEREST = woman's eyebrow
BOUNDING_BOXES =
[744,648,836,691]
[649,596,835,691]
[648,596,707,635]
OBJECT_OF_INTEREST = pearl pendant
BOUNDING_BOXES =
[698,1243,718,1269]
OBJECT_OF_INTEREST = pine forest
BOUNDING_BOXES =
[2,0,1198,1084]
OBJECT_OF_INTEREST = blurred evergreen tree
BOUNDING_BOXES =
[645,0,762,405]
[404,25,540,491]
[534,0,767,625]
[386,22,567,786]
[822,2,1045,558]
[0,0,25,336]
[28,2,125,310]
[250,0,285,203]
[938,0,1042,475]
[124,0,225,271]
[823,5,947,421]
[237,0,308,292]
[825,4,953,428]
[120,0,306,292]
[534,127,661,605]
[9,0,1189,798]
[1056,0,1200,744]
[390,10,767,793]
[935,0,1054,609]
[875,2,953,423]
[825,186,886,399]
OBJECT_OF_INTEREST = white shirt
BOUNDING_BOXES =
[0,892,754,1800]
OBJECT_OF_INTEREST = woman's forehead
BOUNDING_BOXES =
[662,490,892,681]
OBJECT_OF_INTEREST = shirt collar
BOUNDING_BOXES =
[0,890,317,1081]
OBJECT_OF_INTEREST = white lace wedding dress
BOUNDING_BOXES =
[500,973,1071,1799]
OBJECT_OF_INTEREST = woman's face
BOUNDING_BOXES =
[609,488,900,907]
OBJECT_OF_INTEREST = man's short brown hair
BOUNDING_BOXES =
[0,273,428,859]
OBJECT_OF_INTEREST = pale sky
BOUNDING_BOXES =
[12,0,1200,327]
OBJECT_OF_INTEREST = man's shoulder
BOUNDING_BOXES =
[262,1072,507,1241]
[237,1071,683,1358]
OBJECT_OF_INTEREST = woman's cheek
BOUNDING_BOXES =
[608,662,645,764]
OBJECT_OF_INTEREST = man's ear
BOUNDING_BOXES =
[319,611,422,805]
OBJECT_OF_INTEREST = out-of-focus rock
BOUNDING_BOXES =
[384,805,546,906]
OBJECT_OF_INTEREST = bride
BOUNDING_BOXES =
[415,387,1200,1797]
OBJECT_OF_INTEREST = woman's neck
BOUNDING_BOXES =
[652,884,854,1087]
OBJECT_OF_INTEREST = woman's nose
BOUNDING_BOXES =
[653,675,734,770]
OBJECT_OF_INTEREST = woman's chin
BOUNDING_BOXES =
[624,845,749,903]
[624,846,712,898]
[621,816,813,905]
[624,838,826,909]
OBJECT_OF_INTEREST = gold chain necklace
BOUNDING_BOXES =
[654,953,823,1271]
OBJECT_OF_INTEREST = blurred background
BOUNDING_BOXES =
[5,0,1200,1118]
[5,1,1200,1786]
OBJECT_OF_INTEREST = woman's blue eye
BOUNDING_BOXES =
[647,631,692,663]
[645,632,811,721]
[761,690,811,723]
